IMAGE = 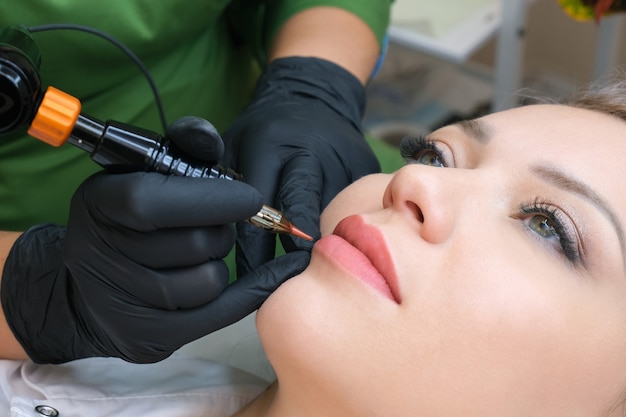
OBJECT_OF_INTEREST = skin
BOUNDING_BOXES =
[238,104,626,417]
[0,6,380,360]
[269,6,379,84]
[0,231,22,359]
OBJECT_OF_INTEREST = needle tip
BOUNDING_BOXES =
[289,224,314,241]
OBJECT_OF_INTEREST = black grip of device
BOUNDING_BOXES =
[69,114,241,180]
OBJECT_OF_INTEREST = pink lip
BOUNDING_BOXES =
[314,215,401,304]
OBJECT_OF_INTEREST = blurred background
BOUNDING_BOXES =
[365,0,626,146]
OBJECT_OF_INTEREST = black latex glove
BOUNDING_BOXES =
[1,117,309,364]
[222,57,381,276]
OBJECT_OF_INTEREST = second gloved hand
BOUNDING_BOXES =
[222,57,381,276]
[1,171,264,364]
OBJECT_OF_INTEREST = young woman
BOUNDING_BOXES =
[3,76,626,416]
[238,75,626,417]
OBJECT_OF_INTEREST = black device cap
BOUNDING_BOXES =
[0,25,42,134]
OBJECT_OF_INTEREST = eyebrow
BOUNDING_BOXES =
[454,119,492,144]
[531,164,626,266]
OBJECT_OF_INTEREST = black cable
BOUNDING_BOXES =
[27,23,168,131]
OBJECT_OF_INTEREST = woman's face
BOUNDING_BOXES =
[258,104,626,417]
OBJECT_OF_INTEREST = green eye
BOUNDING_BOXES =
[528,215,558,239]
[415,149,445,167]
[520,201,580,264]
[400,136,447,167]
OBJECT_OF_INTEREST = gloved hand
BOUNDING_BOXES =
[1,116,310,364]
[222,57,381,276]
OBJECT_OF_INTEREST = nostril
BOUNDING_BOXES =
[406,201,424,223]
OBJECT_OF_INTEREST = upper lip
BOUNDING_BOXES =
[333,215,401,304]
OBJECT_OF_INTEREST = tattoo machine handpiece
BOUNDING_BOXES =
[0,24,311,240]
[29,87,313,241]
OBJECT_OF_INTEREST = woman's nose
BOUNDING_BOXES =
[382,164,474,244]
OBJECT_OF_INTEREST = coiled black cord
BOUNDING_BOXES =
[28,23,168,131]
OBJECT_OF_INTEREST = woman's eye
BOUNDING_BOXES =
[528,215,559,240]
[519,202,580,265]
[414,149,445,167]
[399,135,448,168]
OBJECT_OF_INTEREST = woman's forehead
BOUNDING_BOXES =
[437,104,626,157]
[478,104,626,139]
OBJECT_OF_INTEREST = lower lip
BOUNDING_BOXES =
[314,235,396,302]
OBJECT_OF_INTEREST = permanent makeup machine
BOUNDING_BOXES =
[0,24,311,240]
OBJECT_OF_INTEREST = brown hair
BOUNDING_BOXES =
[560,71,626,121]
[516,70,626,122]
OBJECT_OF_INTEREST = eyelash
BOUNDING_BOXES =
[519,199,580,264]
[400,134,448,167]
[398,135,581,264]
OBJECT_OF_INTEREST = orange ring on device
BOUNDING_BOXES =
[28,86,81,147]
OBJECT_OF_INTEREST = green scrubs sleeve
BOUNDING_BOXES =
[263,0,392,49]
[226,0,392,67]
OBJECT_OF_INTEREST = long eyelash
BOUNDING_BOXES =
[519,198,580,263]
[399,134,440,163]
